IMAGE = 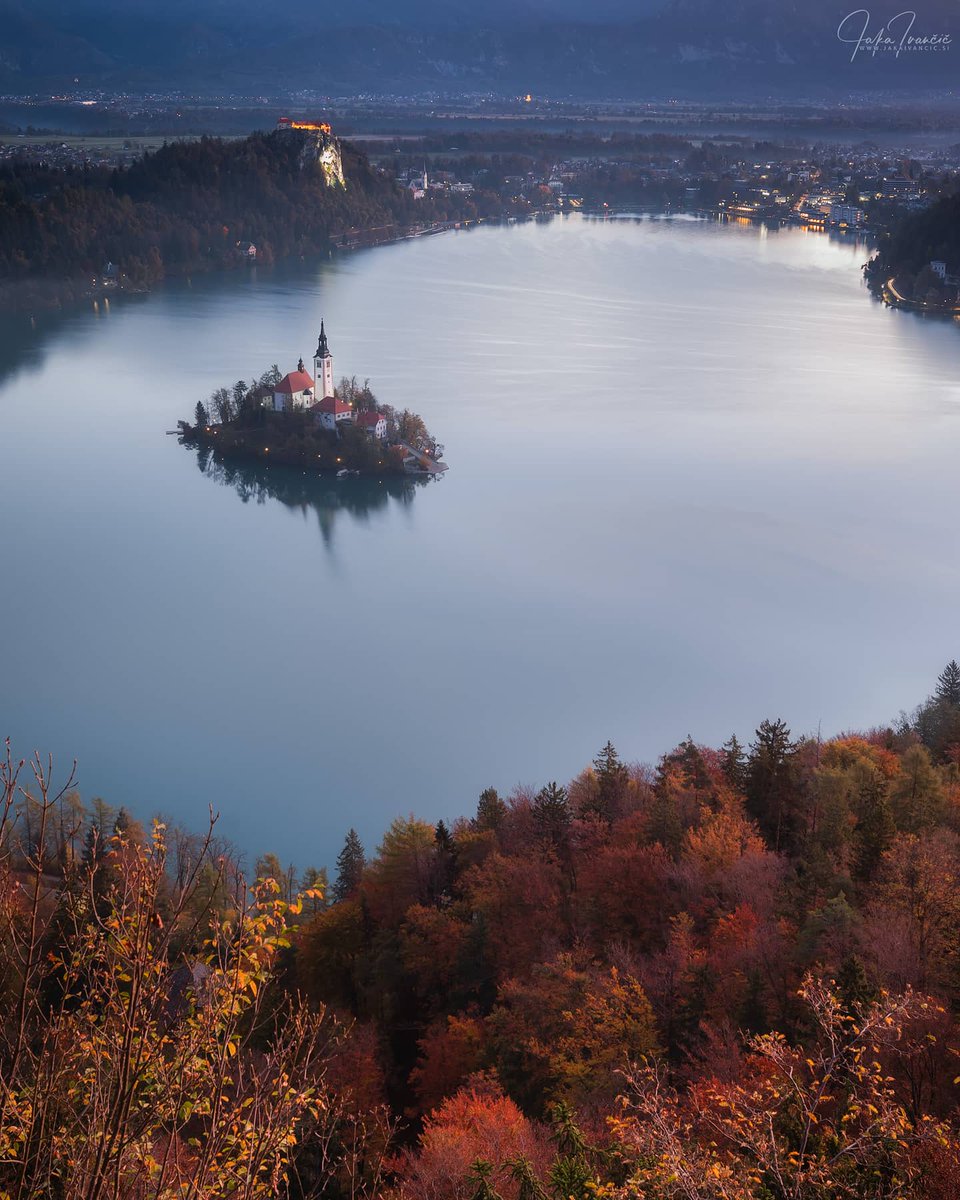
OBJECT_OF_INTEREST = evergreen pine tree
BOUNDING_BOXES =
[333,828,365,902]
[746,719,797,852]
[532,782,571,848]
[587,741,629,823]
[431,819,458,901]
[837,953,878,1011]
[853,771,895,883]
[194,400,208,430]
[474,787,507,832]
[469,1161,503,1200]
[506,1157,548,1200]
[720,734,747,791]
[936,659,960,706]
[547,1103,591,1199]
[434,819,453,853]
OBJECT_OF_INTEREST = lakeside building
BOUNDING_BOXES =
[931,260,960,286]
[829,203,865,228]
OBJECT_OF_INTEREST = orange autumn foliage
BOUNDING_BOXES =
[410,1014,486,1113]
[823,736,902,780]
[392,1078,552,1200]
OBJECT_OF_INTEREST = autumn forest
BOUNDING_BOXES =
[4,664,960,1199]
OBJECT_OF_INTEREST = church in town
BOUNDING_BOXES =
[272,321,385,437]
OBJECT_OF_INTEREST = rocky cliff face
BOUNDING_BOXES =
[299,129,346,189]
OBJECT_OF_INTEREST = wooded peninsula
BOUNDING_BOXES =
[4,663,960,1199]
[867,192,960,308]
[0,127,490,312]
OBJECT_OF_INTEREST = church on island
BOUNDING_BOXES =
[272,321,386,438]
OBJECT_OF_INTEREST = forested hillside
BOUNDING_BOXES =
[867,191,960,299]
[4,664,960,1198]
[0,130,488,309]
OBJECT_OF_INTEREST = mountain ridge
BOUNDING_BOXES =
[0,0,957,97]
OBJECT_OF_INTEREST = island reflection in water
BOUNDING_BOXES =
[192,444,430,547]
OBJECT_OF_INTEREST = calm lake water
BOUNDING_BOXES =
[2,214,959,869]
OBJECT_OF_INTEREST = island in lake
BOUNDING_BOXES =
[179,320,448,478]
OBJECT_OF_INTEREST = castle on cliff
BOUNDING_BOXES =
[276,118,346,189]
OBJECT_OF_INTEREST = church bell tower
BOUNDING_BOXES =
[314,320,334,399]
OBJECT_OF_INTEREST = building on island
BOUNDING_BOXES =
[274,320,390,436]
[314,320,335,400]
[314,393,354,431]
[356,410,387,439]
[273,360,315,412]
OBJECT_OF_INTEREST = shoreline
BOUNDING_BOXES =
[182,419,448,481]
[0,212,505,318]
[873,273,960,319]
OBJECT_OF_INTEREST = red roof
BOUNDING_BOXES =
[275,370,315,394]
[357,411,385,427]
[312,395,352,415]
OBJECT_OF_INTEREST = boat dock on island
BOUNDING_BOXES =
[396,441,449,476]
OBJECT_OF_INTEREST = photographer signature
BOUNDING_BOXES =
[837,9,952,61]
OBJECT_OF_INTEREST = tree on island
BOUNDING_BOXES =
[336,375,378,412]
[194,400,208,430]
[211,387,233,423]
[397,410,431,450]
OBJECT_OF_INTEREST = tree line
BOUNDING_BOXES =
[0,130,497,310]
[4,662,960,1197]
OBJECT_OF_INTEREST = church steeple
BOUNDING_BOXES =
[314,319,334,399]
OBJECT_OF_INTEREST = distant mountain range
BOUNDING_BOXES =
[1,0,958,98]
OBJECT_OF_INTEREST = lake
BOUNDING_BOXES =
[2,213,959,870]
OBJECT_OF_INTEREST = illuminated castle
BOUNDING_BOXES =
[276,117,346,189]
